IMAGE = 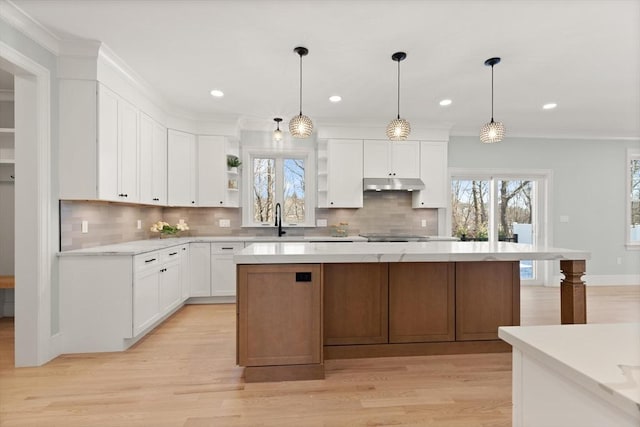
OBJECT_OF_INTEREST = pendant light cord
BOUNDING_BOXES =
[299,53,303,116]
[397,59,401,120]
[490,64,494,123]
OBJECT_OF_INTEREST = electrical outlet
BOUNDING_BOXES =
[316,219,327,227]
[137,219,142,229]
[219,219,230,228]
[81,220,89,233]
[617,257,622,265]
[178,219,185,225]
[421,219,427,227]
[560,215,570,223]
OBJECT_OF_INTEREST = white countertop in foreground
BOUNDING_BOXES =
[233,241,590,264]
[499,323,640,420]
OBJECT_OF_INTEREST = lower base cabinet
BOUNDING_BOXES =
[237,264,322,368]
[323,263,388,345]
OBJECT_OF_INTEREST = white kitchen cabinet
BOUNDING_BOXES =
[167,129,197,206]
[189,242,211,297]
[97,84,138,202]
[59,245,187,353]
[363,139,420,179]
[412,141,449,208]
[139,113,167,205]
[197,135,237,207]
[133,252,161,336]
[318,139,363,208]
[211,242,244,297]
[179,244,190,301]
[59,81,141,202]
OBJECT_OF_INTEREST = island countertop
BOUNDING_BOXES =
[233,241,591,264]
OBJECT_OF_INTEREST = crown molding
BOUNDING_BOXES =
[1,0,60,54]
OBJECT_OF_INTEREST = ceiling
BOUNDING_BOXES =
[11,0,640,139]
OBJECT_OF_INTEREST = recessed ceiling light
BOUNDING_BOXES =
[439,99,452,106]
[329,95,342,103]
[210,89,224,98]
[543,103,557,110]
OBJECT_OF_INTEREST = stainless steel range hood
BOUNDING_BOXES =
[363,177,425,191]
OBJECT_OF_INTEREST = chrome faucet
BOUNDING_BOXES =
[274,202,286,237]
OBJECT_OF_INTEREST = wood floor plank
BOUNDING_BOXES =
[0,286,638,426]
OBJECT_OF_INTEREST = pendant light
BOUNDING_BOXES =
[386,51,411,141]
[273,117,284,141]
[289,46,313,138]
[480,57,505,143]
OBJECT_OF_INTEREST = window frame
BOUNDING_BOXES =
[626,148,640,249]
[242,146,316,228]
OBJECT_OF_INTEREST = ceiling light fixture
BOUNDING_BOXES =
[273,117,284,142]
[543,103,557,110]
[439,99,452,106]
[329,95,342,103]
[480,57,505,144]
[210,89,224,98]
[289,46,313,138]
[386,51,411,141]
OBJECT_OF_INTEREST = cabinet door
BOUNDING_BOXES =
[133,267,160,336]
[179,245,190,301]
[159,261,181,313]
[455,261,520,341]
[363,140,390,178]
[389,263,455,343]
[390,141,419,178]
[323,263,388,345]
[97,85,119,201]
[167,129,196,206]
[413,141,448,208]
[197,135,227,206]
[326,139,363,208]
[139,114,167,205]
[118,99,138,202]
[211,242,243,297]
[237,264,321,366]
[189,243,211,296]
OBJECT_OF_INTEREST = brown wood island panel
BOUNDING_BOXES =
[389,262,455,343]
[323,263,388,345]
[237,264,322,370]
[455,261,520,341]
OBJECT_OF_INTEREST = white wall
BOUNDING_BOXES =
[449,135,640,282]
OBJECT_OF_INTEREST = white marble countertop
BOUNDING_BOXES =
[499,323,640,420]
[57,235,367,256]
[233,241,590,264]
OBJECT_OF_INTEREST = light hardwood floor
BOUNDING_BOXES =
[0,286,638,427]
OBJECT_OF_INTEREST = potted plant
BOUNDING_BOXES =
[227,155,242,171]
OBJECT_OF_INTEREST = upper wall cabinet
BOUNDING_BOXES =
[198,135,240,208]
[139,113,167,205]
[317,139,363,208]
[167,129,197,207]
[59,81,140,202]
[363,140,420,179]
[412,141,448,208]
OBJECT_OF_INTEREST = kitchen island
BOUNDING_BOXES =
[234,241,590,382]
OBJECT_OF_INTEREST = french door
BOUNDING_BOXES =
[449,170,550,284]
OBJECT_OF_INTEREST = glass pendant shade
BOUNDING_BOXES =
[480,120,505,143]
[289,114,313,138]
[386,118,411,141]
[290,46,313,139]
[388,52,410,141]
[480,57,505,143]
[273,117,284,141]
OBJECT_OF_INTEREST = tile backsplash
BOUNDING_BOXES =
[60,192,439,251]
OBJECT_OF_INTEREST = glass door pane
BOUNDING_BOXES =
[451,179,490,241]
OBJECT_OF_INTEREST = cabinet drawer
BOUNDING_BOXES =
[134,251,160,272]
[211,242,244,253]
[160,245,187,262]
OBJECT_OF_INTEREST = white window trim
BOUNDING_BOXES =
[448,168,552,285]
[241,146,316,228]
[626,148,640,250]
